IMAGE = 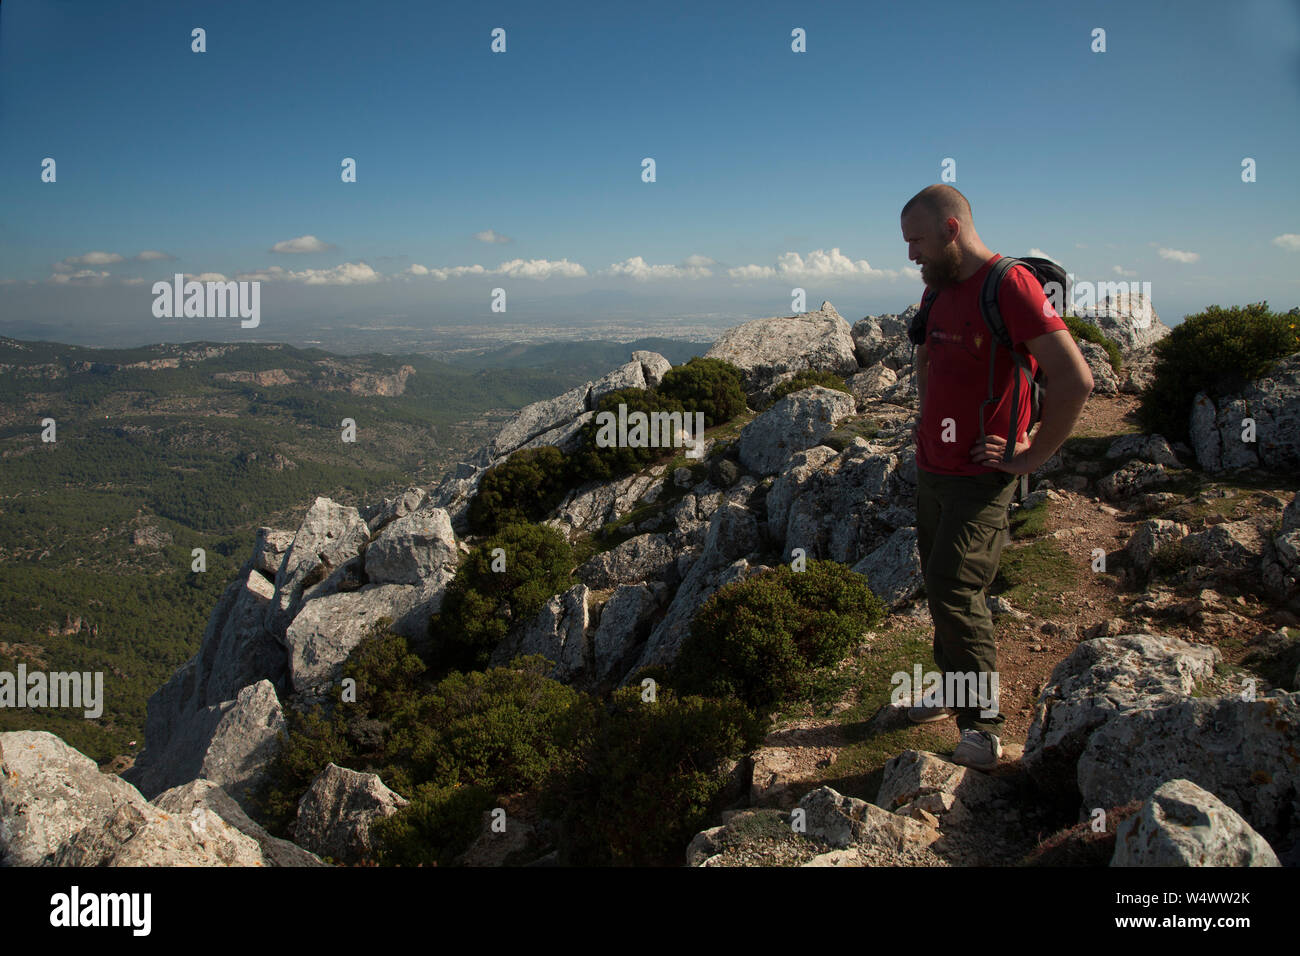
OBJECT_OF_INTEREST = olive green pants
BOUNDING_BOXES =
[915,466,1017,737]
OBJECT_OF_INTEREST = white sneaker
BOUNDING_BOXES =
[951,729,1002,771]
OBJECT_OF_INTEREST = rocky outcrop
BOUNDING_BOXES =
[294,764,408,864]
[124,680,286,811]
[851,526,922,607]
[1124,519,1190,574]
[737,387,856,476]
[705,301,859,397]
[796,785,938,852]
[1072,296,1171,354]
[1078,341,1119,396]
[1111,778,1280,867]
[1190,354,1300,473]
[490,583,591,681]
[1022,635,1220,796]
[1078,691,1300,849]
[154,779,326,866]
[850,308,916,370]
[1,732,267,866]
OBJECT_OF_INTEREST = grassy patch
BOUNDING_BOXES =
[822,416,880,451]
[994,540,1080,616]
[774,625,956,805]
[1010,499,1051,538]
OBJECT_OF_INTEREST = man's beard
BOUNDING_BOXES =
[920,243,963,289]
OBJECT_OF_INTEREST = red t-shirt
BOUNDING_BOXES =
[916,254,1067,476]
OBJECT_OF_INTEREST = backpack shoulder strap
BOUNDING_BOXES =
[907,287,939,346]
[976,256,1036,463]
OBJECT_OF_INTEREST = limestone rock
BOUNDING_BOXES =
[737,387,856,476]
[796,785,937,851]
[577,533,677,590]
[154,779,326,866]
[845,364,897,408]
[1111,778,1280,867]
[632,350,672,389]
[1125,519,1190,574]
[587,361,647,410]
[1072,297,1171,354]
[851,526,922,608]
[1078,691,1300,848]
[1190,355,1300,474]
[1022,635,1220,796]
[295,763,408,864]
[363,506,459,586]
[1079,340,1120,396]
[492,583,591,681]
[705,301,858,397]
[270,497,370,630]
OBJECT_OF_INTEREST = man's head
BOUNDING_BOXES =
[900,185,978,289]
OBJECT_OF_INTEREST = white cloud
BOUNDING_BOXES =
[1113,265,1137,277]
[121,277,148,285]
[403,263,489,280]
[183,272,230,282]
[1272,234,1300,251]
[236,262,380,285]
[53,251,124,272]
[496,257,587,280]
[1158,247,1199,263]
[135,250,175,261]
[598,256,715,281]
[49,269,111,285]
[727,248,908,281]
[473,229,512,244]
[270,235,335,254]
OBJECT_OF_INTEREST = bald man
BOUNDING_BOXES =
[899,184,1093,771]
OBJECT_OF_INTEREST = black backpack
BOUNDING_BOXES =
[907,254,1067,459]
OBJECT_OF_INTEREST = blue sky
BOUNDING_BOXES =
[1,0,1298,350]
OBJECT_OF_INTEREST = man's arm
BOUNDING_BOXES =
[969,329,1093,472]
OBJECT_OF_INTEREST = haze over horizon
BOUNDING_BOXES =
[2,0,1298,352]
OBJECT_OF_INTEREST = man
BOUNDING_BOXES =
[899,184,1094,771]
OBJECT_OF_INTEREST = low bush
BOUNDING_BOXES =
[570,387,687,481]
[770,369,850,401]
[655,357,748,427]
[468,446,572,535]
[1063,315,1123,374]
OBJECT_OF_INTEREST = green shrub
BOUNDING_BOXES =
[1063,316,1123,373]
[673,561,886,708]
[552,686,766,866]
[430,523,574,671]
[468,446,573,535]
[570,387,687,481]
[373,782,496,867]
[399,655,598,794]
[254,704,352,835]
[770,369,850,402]
[655,357,748,427]
[1136,302,1299,443]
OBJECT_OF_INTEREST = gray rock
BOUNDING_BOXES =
[1181,520,1266,578]
[295,764,408,865]
[767,446,839,545]
[154,779,326,866]
[1125,519,1190,573]
[514,411,594,455]
[363,506,459,586]
[1190,355,1300,474]
[1078,340,1120,395]
[851,526,922,607]
[270,497,371,631]
[796,785,936,851]
[283,578,451,692]
[845,364,898,408]
[1079,692,1300,848]
[1071,297,1170,354]
[578,533,677,589]
[626,503,761,674]
[493,583,591,681]
[125,680,287,813]
[0,731,266,867]
[632,350,673,389]
[1106,433,1181,467]
[485,382,591,461]
[877,749,1012,818]
[592,583,665,682]
[254,527,294,578]
[1097,460,1170,501]
[705,301,859,396]
[1022,635,1220,796]
[1111,778,1280,867]
[359,486,426,532]
[587,361,647,410]
[737,387,856,476]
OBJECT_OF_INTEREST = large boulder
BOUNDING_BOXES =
[577,533,678,589]
[632,350,672,389]
[1190,354,1300,474]
[1111,778,1280,867]
[482,382,591,461]
[154,779,326,866]
[269,497,371,631]
[295,764,408,865]
[590,583,666,683]
[851,526,922,608]
[705,301,858,397]
[363,505,458,585]
[587,360,647,409]
[282,578,452,693]
[796,785,937,851]
[737,387,856,476]
[845,364,898,408]
[1,731,266,867]
[1078,340,1119,396]
[1022,635,1220,796]
[490,583,591,681]
[850,313,912,369]
[1072,295,1171,354]
[1078,691,1300,849]
[1124,519,1190,574]
[124,679,287,812]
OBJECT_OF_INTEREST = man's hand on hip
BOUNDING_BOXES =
[969,433,1038,473]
